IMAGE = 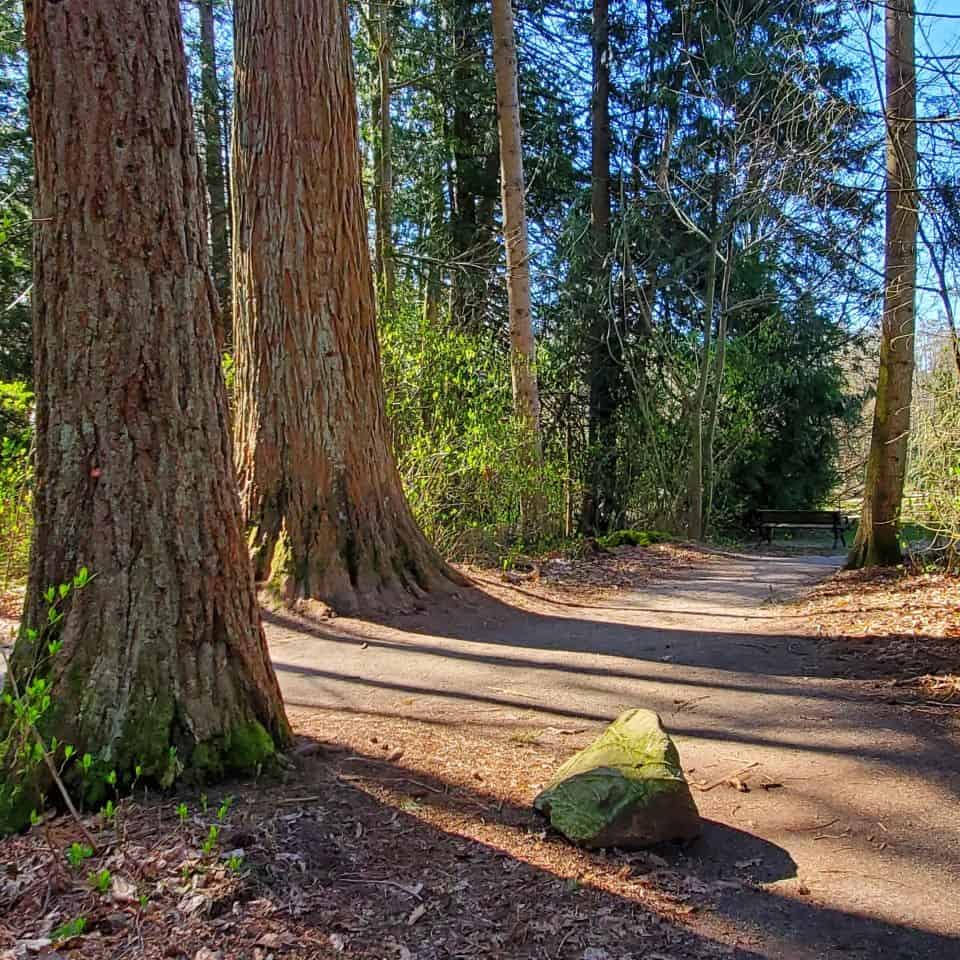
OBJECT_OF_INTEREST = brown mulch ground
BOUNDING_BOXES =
[1,713,747,960]
[794,566,960,700]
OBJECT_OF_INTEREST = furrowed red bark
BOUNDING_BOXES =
[1,0,289,834]
[233,0,463,613]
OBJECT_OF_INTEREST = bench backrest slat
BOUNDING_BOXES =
[755,510,840,525]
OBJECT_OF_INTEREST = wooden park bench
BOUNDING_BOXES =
[754,509,850,548]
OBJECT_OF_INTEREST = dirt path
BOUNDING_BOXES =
[266,550,960,958]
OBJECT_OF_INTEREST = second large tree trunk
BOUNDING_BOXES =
[848,0,917,568]
[233,0,461,614]
[1,0,288,833]
[491,0,544,534]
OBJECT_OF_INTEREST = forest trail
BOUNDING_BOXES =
[267,551,960,959]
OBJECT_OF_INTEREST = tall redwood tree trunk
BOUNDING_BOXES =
[233,0,461,613]
[848,0,917,568]
[1,0,288,832]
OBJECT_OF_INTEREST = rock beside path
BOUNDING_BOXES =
[534,709,700,849]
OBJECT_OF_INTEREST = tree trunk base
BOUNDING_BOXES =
[845,528,903,569]
[1,698,287,835]
[251,515,467,616]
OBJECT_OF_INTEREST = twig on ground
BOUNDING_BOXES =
[337,876,424,900]
[798,817,839,832]
[691,762,759,792]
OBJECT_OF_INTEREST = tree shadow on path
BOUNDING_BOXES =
[251,739,960,960]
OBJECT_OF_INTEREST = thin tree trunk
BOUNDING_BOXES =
[449,6,481,329]
[848,0,917,568]
[580,0,618,536]
[638,109,677,338]
[198,0,230,324]
[423,177,444,326]
[448,2,497,331]
[1,0,289,833]
[490,0,544,534]
[233,0,463,614]
[370,0,395,308]
[687,231,720,541]
[424,263,440,326]
[703,241,734,533]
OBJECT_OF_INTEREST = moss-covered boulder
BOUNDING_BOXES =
[533,709,700,849]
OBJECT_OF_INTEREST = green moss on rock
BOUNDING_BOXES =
[534,709,700,849]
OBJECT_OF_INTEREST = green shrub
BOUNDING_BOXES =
[0,380,32,584]
[379,285,567,557]
[598,529,671,549]
[906,350,960,564]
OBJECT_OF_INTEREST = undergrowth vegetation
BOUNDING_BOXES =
[379,289,569,557]
[0,379,31,586]
[1,313,956,576]
[377,283,865,552]
[907,349,960,565]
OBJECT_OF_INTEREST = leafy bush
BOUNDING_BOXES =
[0,379,31,441]
[906,349,960,564]
[0,380,32,583]
[598,529,670,548]
[379,286,567,557]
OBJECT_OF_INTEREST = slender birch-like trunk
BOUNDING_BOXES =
[848,0,917,568]
[490,0,544,531]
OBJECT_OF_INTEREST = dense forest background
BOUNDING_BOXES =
[1,0,958,569]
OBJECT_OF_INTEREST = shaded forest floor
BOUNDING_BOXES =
[2,544,959,959]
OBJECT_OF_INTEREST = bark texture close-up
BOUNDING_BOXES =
[1,0,289,833]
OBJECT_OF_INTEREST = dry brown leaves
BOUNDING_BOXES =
[794,567,960,693]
